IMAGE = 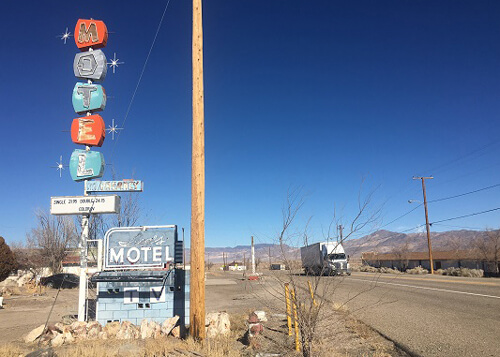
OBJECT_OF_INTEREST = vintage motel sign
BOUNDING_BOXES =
[85,180,144,193]
[70,115,106,146]
[104,226,177,270]
[74,19,108,50]
[51,195,120,215]
[74,50,107,81]
[72,82,106,113]
[69,149,105,181]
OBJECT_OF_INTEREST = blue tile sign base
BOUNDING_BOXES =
[95,269,189,328]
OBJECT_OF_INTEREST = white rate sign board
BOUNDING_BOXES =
[50,195,120,215]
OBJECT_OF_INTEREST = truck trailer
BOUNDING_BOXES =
[300,242,351,275]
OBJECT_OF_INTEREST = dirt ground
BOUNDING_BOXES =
[0,271,407,356]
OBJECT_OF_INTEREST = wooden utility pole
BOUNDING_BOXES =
[251,236,256,275]
[413,176,434,274]
[190,0,205,340]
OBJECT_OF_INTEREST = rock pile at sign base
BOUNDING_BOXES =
[205,312,231,338]
[23,316,181,347]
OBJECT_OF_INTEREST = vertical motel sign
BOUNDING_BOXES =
[70,19,108,181]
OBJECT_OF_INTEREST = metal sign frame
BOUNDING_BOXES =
[104,225,177,270]
[50,195,120,215]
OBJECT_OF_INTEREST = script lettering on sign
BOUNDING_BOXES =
[104,226,178,270]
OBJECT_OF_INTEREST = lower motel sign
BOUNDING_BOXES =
[91,225,188,329]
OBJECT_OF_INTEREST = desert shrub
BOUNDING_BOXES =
[379,267,402,274]
[0,236,18,282]
[358,265,379,273]
[437,267,483,278]
[405,266,428,275]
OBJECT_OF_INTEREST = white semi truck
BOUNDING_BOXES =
[300,242,351,275]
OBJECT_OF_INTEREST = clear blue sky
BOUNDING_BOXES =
[2,1,500,248]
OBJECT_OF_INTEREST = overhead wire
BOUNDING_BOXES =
[376,139,500,228]
[430,207,500,225]
[428,182,500,203]
[380,182,500,231]
[109,0,172,162]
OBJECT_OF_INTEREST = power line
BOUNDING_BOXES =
[109,0,172,161]
[430,207,500,225]
[381,182,500,231]
[380,203,422,228]
[431,223,483,230]
[424,138,500,175]
[429,182,500,203]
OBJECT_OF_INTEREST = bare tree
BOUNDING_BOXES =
[475,230,500,275]
[27,209,77,274]
[266,186,380,357]
[391,241,410,271]
[113,192,141,227]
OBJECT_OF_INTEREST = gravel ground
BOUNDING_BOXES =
[0,271,408,356]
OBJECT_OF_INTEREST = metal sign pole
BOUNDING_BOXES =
[78,213,89,321]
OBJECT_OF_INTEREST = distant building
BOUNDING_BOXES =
[270,263,287,270]
[361,250,498,275]
[227,261,246,271]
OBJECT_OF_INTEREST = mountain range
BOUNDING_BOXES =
[193,229,485,263]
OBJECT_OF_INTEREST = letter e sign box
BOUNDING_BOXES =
[71,115,106,146]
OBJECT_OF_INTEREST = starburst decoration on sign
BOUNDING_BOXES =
[57,27,72,44]
[107,53,124,74]
[51,155,68,178]
[107,119,124,140]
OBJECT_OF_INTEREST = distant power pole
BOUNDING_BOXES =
[251,236,256,275]
[190,0,206,340]
[413,176,435,274]
[268,246,272,268]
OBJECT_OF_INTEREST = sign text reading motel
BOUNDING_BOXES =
[104,226,177,270]
[50,195,120,215]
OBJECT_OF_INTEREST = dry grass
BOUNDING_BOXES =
[50,334,246,357]
[0,343,24,357]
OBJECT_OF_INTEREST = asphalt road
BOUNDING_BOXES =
[328,272,500,357]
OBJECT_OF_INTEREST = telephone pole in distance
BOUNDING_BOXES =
[413,176,434,274]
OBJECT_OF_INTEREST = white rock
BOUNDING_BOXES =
[51,333,66,347]
[63,331,74,344]
[161,316,179,336]
[205,312,230,338]
[24,324,46,343]
[140,319,157,339]
[116,321,139,340]
[254,311,268,322]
